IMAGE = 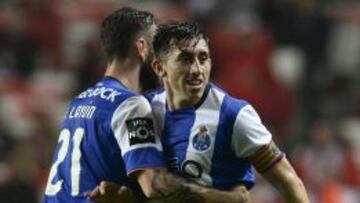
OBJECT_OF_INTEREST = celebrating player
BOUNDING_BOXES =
[44,7,251,203]
[145,22,310,203]
[43,7,165,203]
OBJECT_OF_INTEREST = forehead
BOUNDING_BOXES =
[171,38,209,55]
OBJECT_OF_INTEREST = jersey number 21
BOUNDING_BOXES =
[45,128,85,196]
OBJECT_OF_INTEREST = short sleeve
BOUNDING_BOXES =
[231,105,272,158]
[111,95,165,175]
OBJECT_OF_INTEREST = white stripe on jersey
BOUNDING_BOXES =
[231,105,272,158]
[184,88,225,186]
[111,95,163,156]
[151,91,166,137]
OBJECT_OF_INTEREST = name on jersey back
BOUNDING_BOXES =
[77,86,121,102]
[67,105,96,119]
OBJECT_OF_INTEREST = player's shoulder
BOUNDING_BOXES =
[144,87,166,103]
[118,94,152,111]
[211,85,262,125]
[209,83,249,112]
[76,77,139,105]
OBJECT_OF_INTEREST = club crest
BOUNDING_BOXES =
[192,125,211,151]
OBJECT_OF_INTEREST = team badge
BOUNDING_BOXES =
[126,118,155,146]
[192,125,211,151]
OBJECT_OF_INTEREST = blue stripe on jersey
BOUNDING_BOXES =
[162,108,196,176]
[210,95,255,190]
[123,147,165,174]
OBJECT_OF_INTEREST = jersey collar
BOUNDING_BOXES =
[103,76,128,90]
[166,83,211,113]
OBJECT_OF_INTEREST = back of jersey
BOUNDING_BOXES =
[44,77,164,203]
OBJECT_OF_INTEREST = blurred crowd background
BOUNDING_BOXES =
[0,0,360,202]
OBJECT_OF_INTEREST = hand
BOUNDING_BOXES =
[232,185,251,203]
[187,184,252,203]
[151,171,188,197]
[87,181,136,203]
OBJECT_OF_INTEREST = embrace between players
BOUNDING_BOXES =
[44,7,310,203]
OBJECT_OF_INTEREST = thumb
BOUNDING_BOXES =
[99,181,108,195]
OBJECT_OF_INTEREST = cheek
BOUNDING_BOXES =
[204,64,211,78]
[169,67,184,79]
[165,68,182,85]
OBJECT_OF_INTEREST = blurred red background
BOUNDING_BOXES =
[0,0,359,202]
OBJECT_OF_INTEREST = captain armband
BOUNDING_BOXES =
[248,141,285,173]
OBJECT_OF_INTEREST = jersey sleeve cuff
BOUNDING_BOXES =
[127,166,166,177]
[123,147,166,176]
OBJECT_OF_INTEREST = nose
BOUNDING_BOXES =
[190,60,201,75]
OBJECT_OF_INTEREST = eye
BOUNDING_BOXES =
[198,52,209,64]
[178,52,193,64]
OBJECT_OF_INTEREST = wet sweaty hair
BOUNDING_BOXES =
[101,7,154,61]
[153,22,208,60]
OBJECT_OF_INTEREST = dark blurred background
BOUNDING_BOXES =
[0,0,359,202]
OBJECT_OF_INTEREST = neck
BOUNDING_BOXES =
[104,59,141,92]
[166,95,202,111]
[164,81,203,111]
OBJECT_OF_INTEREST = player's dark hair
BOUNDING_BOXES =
[101,7,155,61]
[153,22,208,60]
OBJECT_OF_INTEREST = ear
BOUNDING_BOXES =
[152,60,166,78]
[135,37,147,61]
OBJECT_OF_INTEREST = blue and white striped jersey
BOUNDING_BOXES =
[44,76,165,203]
[146,83,272,190]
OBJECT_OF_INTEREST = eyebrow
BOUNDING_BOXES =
[198,50,209,56]
[176,51,192,62]
[178,50,193,57]
[178,47,209,56]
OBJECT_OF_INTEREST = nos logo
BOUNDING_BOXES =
[126,118,155,146]
[168,158,202,179]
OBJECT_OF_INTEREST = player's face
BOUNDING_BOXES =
[162,38,211,101]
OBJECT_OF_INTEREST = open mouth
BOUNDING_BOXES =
[186,78,203,87]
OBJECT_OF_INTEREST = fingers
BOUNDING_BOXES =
[87,181,121,201]
[99,181,107,195]
[99,181,121,194]
[87,186,101,201]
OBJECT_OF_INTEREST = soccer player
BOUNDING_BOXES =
[44,8,250,203]
[146,22,310,203]
[43,7,165,203]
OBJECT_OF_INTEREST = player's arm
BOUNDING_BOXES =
[135,168,205,202]
[137,168,251,203]
[232,104,310,203]
[91,169,250,203]
[88,170,192,203]
[184,182,251,203]
[249,142,310,203]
